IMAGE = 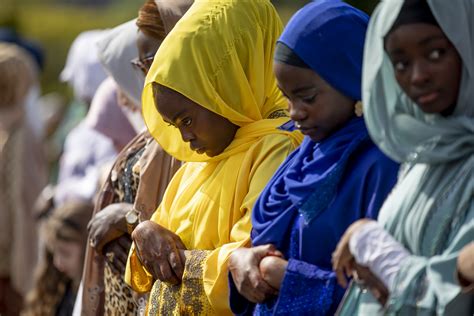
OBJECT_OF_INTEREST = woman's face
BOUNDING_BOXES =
[53,240,83,283]
[274,62,355,142]
[134,31,162,76]
[154,85,239,157]
[385,23,462,115]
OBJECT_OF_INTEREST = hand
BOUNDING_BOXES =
[259,256,288,290]
[132,221,187,285]
[332,218,374,288]
[228,244,283,303]
[103,234,132,275]
[87,203,131,254]
[457,242,474,288]
[352,263,389,306]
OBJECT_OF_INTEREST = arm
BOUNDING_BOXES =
[335,206,474,314]
[261,257,342,315]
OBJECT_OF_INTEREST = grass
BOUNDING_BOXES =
[2,2,306,96]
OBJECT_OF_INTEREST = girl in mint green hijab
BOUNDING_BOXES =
[332,0,473,314]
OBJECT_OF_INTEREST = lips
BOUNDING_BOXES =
[190,144,206,154]
[415,91,440,106]
[298,126,318,137]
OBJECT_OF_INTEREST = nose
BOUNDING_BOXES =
[288,100,307,123]
[410,60,430,86]
[53,254,65,273]
[179,128,195,143]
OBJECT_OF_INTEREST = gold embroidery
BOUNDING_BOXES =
[145,250,213,315]
[267,109,289,119]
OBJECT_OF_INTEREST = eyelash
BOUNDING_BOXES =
[302,95,316,103]
[393,48,447,72]
[181,118,192,127]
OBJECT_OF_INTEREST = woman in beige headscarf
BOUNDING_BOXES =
[81,1,192,315]
[0,43,48,316]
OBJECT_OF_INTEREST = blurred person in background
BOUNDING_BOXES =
[33,29,111,217]
[0,42,48,316]
[81,1,191,314]
[54,76,137,207]
[22,201,93,316]
[0,27,46,141]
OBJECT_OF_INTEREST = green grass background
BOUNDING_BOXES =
[1,0,377,97]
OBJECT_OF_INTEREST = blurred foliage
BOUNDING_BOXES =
[0,0,378,98]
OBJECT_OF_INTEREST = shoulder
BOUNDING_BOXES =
[352,140,398,172]
[248,132,299,158]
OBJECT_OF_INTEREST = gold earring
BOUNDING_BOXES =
[354,101,363,117]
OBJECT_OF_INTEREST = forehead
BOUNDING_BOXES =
[274,62,323,89]
[154,85,198,121]
[385,23,446,52]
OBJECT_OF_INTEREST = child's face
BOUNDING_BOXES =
[274,62,355,142]
[385,23,462,115]
[53,240,83,282]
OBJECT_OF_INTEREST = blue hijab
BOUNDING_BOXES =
[252,0,371,248]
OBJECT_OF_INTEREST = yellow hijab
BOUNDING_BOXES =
[128,0,302,314]
[142,0,295,162]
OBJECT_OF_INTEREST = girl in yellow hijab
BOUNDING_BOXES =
[125,0,302,314]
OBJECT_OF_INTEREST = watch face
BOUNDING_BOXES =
[126,210,139,224]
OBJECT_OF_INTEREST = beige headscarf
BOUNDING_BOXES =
[0,43,47,296]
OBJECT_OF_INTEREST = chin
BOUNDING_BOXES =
[415,101,454,115]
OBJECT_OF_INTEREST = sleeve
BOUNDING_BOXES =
[349,221,410,290]
[202,135,298,314]
[126,134,299,314]
[386,209,474,315]
[265,259,344,315]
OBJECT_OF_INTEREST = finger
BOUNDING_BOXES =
[168,249,184,280]
[115,247,129,266]
[250,271,276,296]
[117,235,132,250]
[266,248,284,258]
[255,278,278,297]
[171,235,186,250]
[158,261,180,285]
[344,262,354,279]
[113,257,126,275]
[87,219,93,233]
[240,283,266,303]
[335,268,348,288]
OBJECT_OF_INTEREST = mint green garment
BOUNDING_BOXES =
[338,0,474,315]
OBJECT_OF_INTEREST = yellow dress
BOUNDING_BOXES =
[125,0,303,314]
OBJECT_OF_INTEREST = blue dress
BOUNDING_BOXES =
[229,118,399,315]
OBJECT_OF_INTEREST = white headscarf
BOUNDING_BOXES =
[96,20,144,107]
[60,30,109,104]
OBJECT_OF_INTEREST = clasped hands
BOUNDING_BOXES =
[228,244,287,303]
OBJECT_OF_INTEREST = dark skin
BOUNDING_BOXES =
[229,62,357,303]
[274,62,355,142]
[153,84,239,157]
[333,23,463,305]
[131,85,239,284]
[132,220,187,284]
[385,23,462,115]
[88,203,131,274]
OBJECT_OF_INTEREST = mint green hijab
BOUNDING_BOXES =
[338,0,474,315]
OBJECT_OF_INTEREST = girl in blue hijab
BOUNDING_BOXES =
[228,1,399,315]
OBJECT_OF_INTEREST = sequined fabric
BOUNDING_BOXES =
[103,146,145,315]
[146,250,214,315]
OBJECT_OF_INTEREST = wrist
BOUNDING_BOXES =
[125,206,140,235]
